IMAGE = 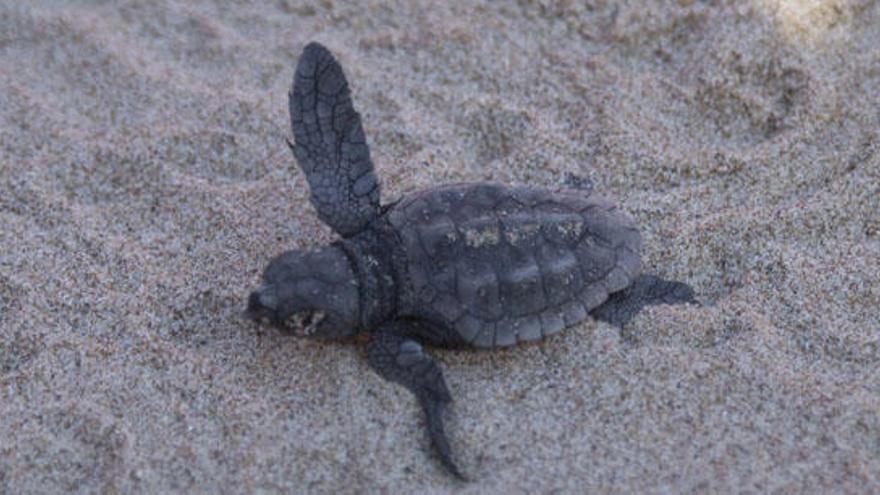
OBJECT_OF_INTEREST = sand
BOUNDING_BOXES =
[1,0,878,492]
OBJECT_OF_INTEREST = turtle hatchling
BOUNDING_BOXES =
[246,42,697,479]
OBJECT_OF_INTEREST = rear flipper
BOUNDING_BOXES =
[590,274,698,328]
[366,323,465,480]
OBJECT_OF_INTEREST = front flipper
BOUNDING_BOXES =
[590,274,698,328]
[289,42,381,237]
[366,323,465,480]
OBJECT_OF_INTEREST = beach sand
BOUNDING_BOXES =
[1,0,878,492]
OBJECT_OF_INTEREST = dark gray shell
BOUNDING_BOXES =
[387,183,641,347]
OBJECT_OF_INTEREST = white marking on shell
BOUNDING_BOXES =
[504,222,540,244]
[556,220,583,238]
[464,224,500,247]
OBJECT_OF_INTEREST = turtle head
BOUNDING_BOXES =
[246,246,360,339]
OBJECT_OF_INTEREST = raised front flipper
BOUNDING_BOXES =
[366,323,465,480]
[289,42,381,237]
[590,274,698,328]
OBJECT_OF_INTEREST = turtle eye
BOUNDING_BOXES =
[286,310,326,337]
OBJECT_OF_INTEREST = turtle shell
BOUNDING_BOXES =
[386,183,641,347]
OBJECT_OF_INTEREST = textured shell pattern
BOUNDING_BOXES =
[387,183,642,348]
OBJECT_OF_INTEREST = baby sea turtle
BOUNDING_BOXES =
[246,42,697,479]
